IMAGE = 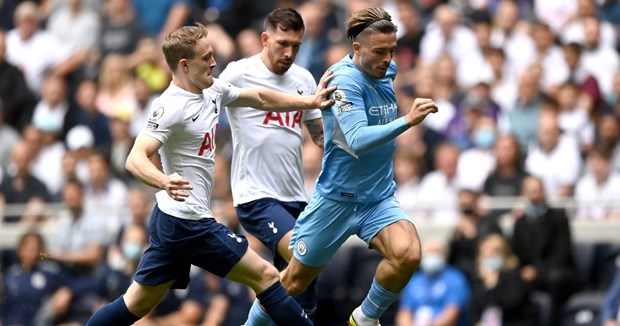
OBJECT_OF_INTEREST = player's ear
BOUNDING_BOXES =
[179,59,189,73]
[261,32,269,46]
[352,41,361,54]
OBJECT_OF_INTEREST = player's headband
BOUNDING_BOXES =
[349,17,391,40]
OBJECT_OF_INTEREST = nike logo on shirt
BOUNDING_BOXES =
[191,114,200,122]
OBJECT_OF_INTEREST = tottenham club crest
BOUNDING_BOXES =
[297,240,307,256]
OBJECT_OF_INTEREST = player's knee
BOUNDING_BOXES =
[389,241,421,273]
[124,293,158,317]
[257,262,281,290]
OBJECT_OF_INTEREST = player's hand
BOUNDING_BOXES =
[405,98,438,127]
[165,172,193,202]
[313,70,337,109]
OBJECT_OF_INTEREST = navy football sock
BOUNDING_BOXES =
[85,296,140,326]
[294,278,318,321]
[257,282,312,326]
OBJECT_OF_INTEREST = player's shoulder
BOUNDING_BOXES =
[287,63,316,84]
[205,77,234,96]
[222,56,254,75]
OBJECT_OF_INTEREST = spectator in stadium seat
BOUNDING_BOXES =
[511,175,581,321]
[47,0,100,56]
[0,98,21,170]
[132,0,192,41]
[470,234,537,326]
[0,29,32,132]
[448,189,502,284]
[499,66,543,153]
[525,108,582,200]
[575,146,620,220]
[45,179,107,277]
[83,152,129,241]
[99,108,136,183]
[596,114,620,173]
[95,54,139,118]
[98,0,147,59]
[72,79,111,147]
[556,81,596,152]
[412,142,461,224]
[602,268,620,326]
[455,116,498,192]
[396,238,470,326]
[5,2,82,94]
[0,141,50,223]
[483,133,527,199]
[1,232,73,326]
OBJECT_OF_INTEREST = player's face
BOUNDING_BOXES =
[186,37,217,90]
[263,26,303,75]
[354,32,397,79]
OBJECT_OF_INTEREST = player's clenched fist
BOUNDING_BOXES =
[404,98,439,127]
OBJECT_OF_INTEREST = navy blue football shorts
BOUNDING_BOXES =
[236,198,306,267]
[134,205,248,289]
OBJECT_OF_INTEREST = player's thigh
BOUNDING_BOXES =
[223,246,279,294]
[235,199,301,260]
[124,280,175,316]
[187,219,250,281]
[290,193,357,267]
[361,197,421,262]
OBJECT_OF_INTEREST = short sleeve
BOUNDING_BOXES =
[141,98,183,143]
[213,78,241,106]
[219,61,244,88]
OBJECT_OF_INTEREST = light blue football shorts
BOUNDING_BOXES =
[289,192,413,267]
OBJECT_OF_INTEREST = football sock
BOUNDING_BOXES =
[245,299,272,326]
[360,278,399,320]
[85,296,140,326]
[294,278,318,322]
[257,282,312,326]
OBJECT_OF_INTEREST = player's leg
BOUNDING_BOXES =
[87,206,182,326]
[350,198,422,326]
[244,193,356,325]
[237,199,319,320]
[187,216,311,326]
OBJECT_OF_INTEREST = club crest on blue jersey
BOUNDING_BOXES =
[297,240,307,256]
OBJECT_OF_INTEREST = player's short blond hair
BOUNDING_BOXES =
[162,23,209,71]
[345,7,397,41]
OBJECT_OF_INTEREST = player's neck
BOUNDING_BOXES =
[172,75,202,94]
[259,50,284,76]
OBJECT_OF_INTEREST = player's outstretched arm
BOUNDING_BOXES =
[228,70,336,111]
[126,135,193,201]
[341,98,438,156]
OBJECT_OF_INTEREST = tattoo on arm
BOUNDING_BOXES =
[305,118,324,149]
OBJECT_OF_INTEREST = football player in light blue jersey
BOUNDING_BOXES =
[244,7,438,326]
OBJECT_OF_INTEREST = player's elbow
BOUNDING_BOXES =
[125,152,139,176]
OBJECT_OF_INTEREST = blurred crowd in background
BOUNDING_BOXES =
[1,0,620,325]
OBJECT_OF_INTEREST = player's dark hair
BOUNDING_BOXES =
[265,7,305,32]
[346,7,397,41]
[162,23,209,71]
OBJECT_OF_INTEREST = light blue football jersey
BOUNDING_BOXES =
[316,54,406,203]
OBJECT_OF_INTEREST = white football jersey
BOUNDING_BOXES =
[221,55,321,205]
[142,79,240,220]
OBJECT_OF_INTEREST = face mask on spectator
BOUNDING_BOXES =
[482,255,504,272]
[473,128,497,148]
[122,242,143,261]
[525,200,547,218]
[421,253,446,274]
